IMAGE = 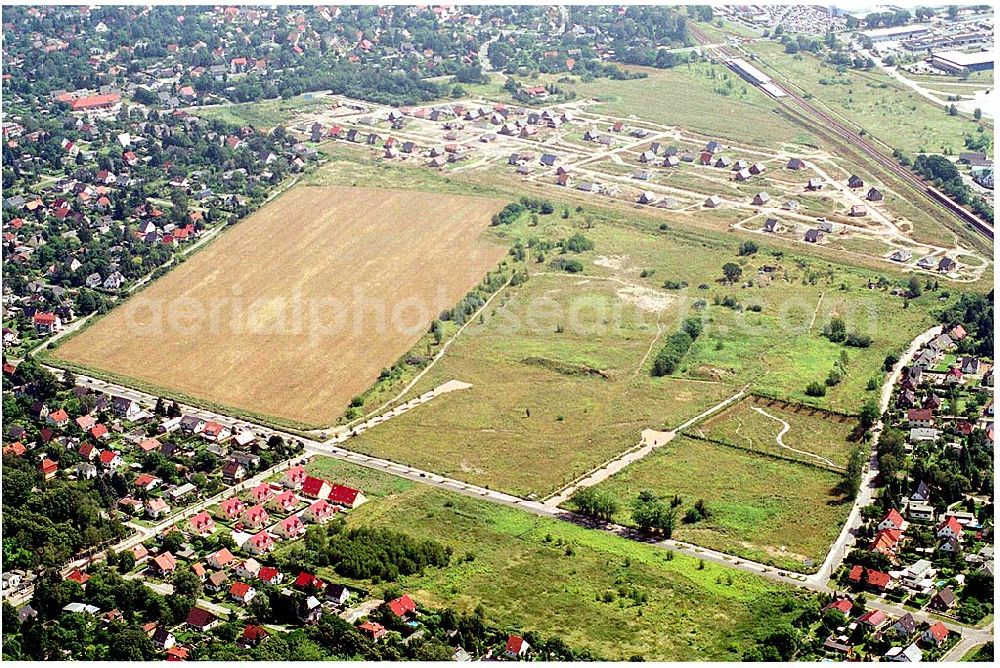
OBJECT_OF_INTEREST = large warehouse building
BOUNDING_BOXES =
[929,50,995,74]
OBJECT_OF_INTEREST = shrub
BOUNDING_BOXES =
[805,381,827,396]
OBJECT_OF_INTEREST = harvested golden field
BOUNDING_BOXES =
[55,186,508,427]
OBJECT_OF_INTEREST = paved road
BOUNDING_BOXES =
[808,325,943,586]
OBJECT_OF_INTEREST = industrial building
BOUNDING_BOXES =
[862,24,930,43]
[929,50,995,74]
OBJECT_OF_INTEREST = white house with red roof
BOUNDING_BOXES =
[201,421,231,442]
[151,551,177,575]
[275,514,305,539]
[134,473,161,491]
[98,449,123,470]
[936,516,963,540]
[245,531,274,555]
[257,566,283,585]
[301,475,331,500]
[304,499,336,524]
[328,484,367,509]
[46,408,69,427]
[188,511,216,537]
[217,497,246,521]
[878,509,905,532]
[282,466,306,489]
[229,582,256,605]
[268,489,298,513]
[242,505,270,530]
[505,635,530,657]
[207,547,236,570]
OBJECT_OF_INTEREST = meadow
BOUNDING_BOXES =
[53,185,507,427]
[292,458,811,661]
[693,396,857,469]
[192,93,332,129]
[586,435,852,572]
[562,63,820,149]
[745,41,992,157]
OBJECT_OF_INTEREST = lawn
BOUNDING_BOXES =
[294,458,810,661]
[692,396,857,469]
[52,185,507,427]
[586,435,852,572]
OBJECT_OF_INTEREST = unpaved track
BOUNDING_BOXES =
[750,405,842,469]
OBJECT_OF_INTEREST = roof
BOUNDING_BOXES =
[866,569,891,588]
[230,582,253,598]
[301,475,328,497]
[938,516,962,535]
[258,566,280,582]
[858,609,887,626]
[882,508,904,527]
[69,93,121,110]
[388,594,416,617]
[824,598,853,615]
[925,621,949,642]
[153,552,177,572]
[328,484,362,506]
[185,607,217,628]
[506,634,528,654]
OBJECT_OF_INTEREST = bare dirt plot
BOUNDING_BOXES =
[54,186,508,427]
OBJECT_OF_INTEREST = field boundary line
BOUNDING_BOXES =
[344,270,517,428]
[682,432,844,474]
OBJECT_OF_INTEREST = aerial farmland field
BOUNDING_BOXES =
[52,186,508,427]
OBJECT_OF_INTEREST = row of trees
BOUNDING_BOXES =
[651,317,702,376]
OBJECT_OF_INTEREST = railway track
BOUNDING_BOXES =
[689,25,994,242]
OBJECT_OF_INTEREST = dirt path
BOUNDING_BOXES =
[542,385,748,507]
[807,291,825,332]
[749,405,843,470]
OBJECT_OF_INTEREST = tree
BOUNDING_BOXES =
[173,567,203,600]
[908,276,922,297]
[738,240,758,256]
[631,490,677,536]
[721,262,742,283]
[974,108,982,120]
[570,487,619,522]
[859,400,880,432]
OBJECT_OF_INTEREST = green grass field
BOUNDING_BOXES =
[192,94,331,129]
[292,457,810,661]
[746,41,993,157]
[693,396,856,469]
[586,435,852,572]
[342,270,738,498]
[561,63,820,149]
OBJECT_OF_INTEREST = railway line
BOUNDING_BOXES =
[688,24,994,242]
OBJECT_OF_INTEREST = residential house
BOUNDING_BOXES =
[229,582,256,605]
[207,548,235,570]
[928,587,957,611]
[217,498,246,521]
[188,511,216,536]
[151,552,177,576]
[506,635,531,657]
[185,607,220,631]
[301,476,332,500]
[328,484,367,509]
[241,505,270,530]
[325,583,351,606]
[304,499,336,524]
[268,489,298,513]
[245,531,274,555]
[387,594,417,620]
[276,515,305,539]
